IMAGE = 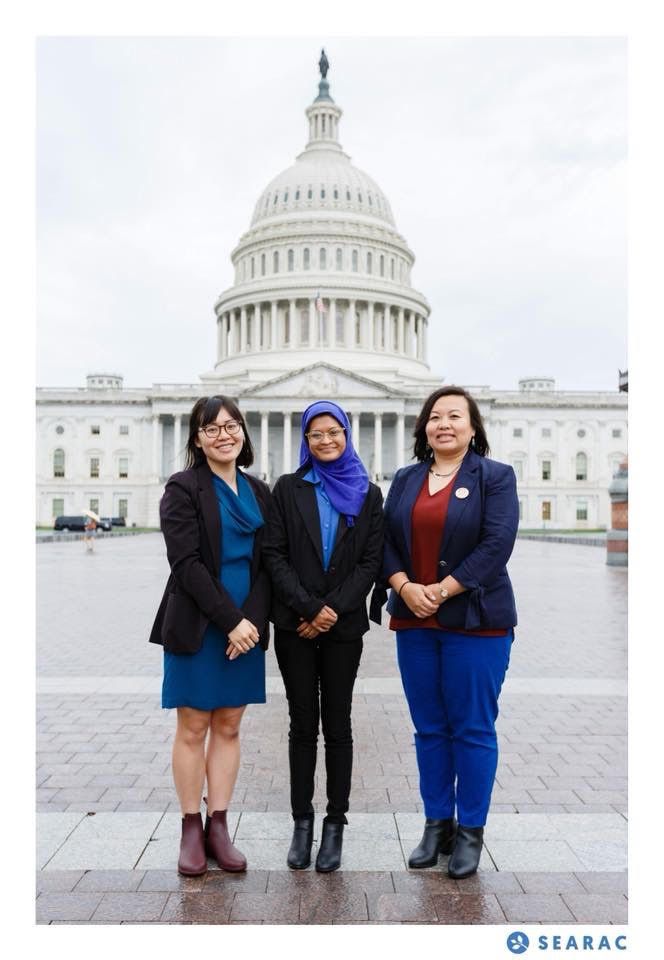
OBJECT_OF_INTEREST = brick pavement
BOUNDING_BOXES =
[36,534,627,924]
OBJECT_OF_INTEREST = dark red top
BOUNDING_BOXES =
[389,474,506,635]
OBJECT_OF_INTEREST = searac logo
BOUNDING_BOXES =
[507,932,530,954]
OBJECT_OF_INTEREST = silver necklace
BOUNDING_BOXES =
[429,464,461,479]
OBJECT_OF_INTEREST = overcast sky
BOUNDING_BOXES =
[36,36,626,392]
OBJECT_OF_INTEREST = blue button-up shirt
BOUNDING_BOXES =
[304,467,340,571]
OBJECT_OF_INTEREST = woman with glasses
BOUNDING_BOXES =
[263,401,383,872]
[149,396,271,876]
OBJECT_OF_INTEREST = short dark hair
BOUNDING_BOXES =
[413,386,490,461]
[184,396,254,469]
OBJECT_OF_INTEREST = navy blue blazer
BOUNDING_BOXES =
[370,449,518,631]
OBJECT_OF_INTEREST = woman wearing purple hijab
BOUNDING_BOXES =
[263,401,384,872]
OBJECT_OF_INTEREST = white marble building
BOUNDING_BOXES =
[36,65,626,530]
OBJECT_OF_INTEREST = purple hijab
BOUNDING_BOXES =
[298,401,370,526]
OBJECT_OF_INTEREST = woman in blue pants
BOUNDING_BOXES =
[370,386,518,878]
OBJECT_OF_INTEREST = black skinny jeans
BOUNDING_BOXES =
[274,627,363,823]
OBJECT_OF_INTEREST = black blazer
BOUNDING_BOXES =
[262,466,384,642]
[149,462,272,655]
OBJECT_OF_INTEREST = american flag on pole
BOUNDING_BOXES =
[315,291,325,342]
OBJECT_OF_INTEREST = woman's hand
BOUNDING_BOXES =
[400,582,440,618]
[310,605,338,632]
[296,620,320,639]
[226,618,259,659]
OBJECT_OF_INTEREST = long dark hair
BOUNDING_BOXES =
[413,386,490,461]
[184,396,254,469]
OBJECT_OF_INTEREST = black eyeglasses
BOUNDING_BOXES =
[199,421,242,439]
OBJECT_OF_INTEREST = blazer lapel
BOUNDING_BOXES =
[400,462,429,557]
[197,464,221,575]
[439,450,480,558]
[294,477,325,566]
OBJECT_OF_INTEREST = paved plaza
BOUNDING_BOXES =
[36,533,627,925]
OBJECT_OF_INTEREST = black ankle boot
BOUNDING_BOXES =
[408,817,457,868]
[315,820,344,873]
[287,817,314,870]
[447,825,484,879]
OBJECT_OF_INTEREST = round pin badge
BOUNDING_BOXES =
[455,487,469,499]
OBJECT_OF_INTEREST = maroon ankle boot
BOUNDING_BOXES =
[178,812,207,876]
[205,810,247,872]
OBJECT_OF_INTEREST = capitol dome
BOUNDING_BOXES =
[207,55,433,387]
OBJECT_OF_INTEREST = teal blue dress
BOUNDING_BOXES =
[162,471,266,709]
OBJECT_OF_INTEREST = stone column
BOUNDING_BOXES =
[373,413,383,480]
[397,307,405,354]
[346,299,356,348]
[254,303,262,351]
[240,306,248,353]
[352,412,360,448]
[283,412,292,473]
[289,299,297,348]
[422,315,428,361]
[151,414,162,479]
[396,411,405,468]
[260,412,269,481]
[231,311,239,354]
[217,316,224,360]
[328,298,336,348]
[271,301,278,350]
[173,413,182,471]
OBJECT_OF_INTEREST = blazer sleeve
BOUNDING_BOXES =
[261,477,327,622]
[240,478,272,632]
[323,485,384,615]
[382,467,410,580]
[450,464,519,589]
[160,474,245,636]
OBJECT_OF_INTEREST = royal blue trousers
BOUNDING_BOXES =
[396,628,513,827]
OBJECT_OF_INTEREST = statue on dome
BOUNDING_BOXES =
[319,48,329,79]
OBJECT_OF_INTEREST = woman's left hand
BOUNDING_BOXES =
[296,619,320,639]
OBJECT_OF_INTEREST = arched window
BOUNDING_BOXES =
[288,249,294,271]
[336,248,343,270]
[53,448,65,478]
[352,250,358,272]
[333,187,339,200]
[320,248,327,270]
[303,248,310,270]
[250,257,255,279]
[307,187,313,200]
[380,254,385,277]
[295,188,300,201]
[273,250,279,273]
[358,191,363,203]
[346,188,351,201]
[575,452,588,481]
[390,257,395,279]
[284,191,289,202]
[367,251,373,274]
[355,310,361,345]
[320,187,326,199]
[261,253,266,276]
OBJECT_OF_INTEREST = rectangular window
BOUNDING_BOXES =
[91,425,100,435]
[119,424,129,435]
[118,457,129,479]
[89,498,99,514]
[90,457,100,478]
[541,460,551,481]
[541,501,551,521]
[542,427,551,438]
[612,428,622,438]
[513,427,523,438]
[118,498,128,519]
[52,498,64,518]
[576,500,588,521]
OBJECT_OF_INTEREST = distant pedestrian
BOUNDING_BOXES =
[371,386,519,879]
[83,514,97,552]
[149,396,272,877]
[263,401,383,873]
